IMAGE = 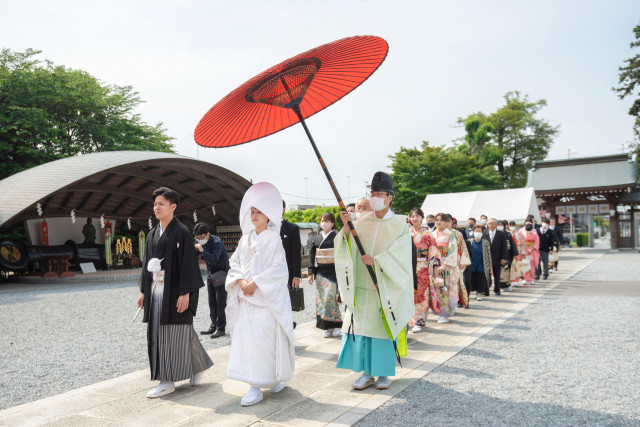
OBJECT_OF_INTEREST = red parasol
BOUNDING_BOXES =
[195,36,399,351]
[195,35,388,147]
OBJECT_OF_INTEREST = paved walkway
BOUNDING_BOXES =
[358,251,640,425]
[0,250,603,426]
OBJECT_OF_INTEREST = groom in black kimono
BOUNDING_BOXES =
[137,187,213,398]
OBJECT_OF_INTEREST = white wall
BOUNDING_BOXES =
[26,217,116,246]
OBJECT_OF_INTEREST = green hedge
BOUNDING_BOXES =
[283,205,344,229]
[575,233,589,247]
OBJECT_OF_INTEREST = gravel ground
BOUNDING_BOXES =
[0,275,318,410]
[358,252,640,426]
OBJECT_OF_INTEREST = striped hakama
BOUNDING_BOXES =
[148,277,213,382]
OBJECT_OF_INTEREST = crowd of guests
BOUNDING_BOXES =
[406,209,563,332]
[136,175,564,406]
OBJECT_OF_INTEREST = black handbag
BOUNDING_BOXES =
[209,270,227,287]
[289,286,305,312]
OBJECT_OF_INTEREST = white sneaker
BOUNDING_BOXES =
[323,330,332,338]
[332,328,342,337]
[146,381,175,398]
[530,280,535,285]
[507,286,513,292]
[437,316,450,324]
[513,281,521,287]
[271,382,286,393]
[375,376,391,389]
[189,371,203,386]
[476,294,483,301]
[241,387,263,406]
[351,374,375,390]
[412,324,422,333]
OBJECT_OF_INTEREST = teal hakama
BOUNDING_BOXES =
[336,334,396,377]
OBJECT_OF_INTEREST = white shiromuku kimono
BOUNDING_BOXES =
[225,183,295,387]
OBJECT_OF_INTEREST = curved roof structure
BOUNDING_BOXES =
[0,151,251,231]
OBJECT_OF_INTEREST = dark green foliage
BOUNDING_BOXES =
[613,25,640,177]
[0,48,175,180]
[458,92,559,189]
[283,205,344,229]
[613,25,640,139]
[389,142,503,214]
[575,233,589,247]
[0,224,27,245]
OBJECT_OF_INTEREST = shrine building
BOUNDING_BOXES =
[526,153,639,249]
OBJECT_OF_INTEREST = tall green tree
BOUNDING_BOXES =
[389,142,503,214]
[0,48,175,180]
[458,91,559,188]
[459,113,493,155]
[613,24,640,175]
[457,114,502,167]
[489,91,558,187]
[613,24,640,138]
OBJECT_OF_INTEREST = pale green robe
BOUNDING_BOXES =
[334,211,414,340]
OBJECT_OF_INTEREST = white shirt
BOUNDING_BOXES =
[490,229,496,243]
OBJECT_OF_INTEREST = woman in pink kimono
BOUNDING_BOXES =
[409,208,433,333]
[518,221,540,285]
[431,213,459,324]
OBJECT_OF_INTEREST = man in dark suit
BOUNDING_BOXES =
[536,217,555,280]
[486,218,508,296]
[463,217,476,240]
[280,201,301,327]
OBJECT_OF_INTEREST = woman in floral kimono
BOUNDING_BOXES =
[308,212,342,338]
[449,216,470,308]
[431,213,459,324]
[517,221,540,285]
[508,221,524,286]
[409,208,433,333]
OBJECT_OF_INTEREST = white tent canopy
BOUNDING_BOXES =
[420,188,541,226]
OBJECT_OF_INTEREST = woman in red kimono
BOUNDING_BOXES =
[408,208,432,333]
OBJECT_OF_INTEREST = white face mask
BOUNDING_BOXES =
[197,238,208,246]
[349,212,357,221]
[369,196,387,212]
[473,232,483,240]
[320,221,333,232]
[509,226,516,231]
[497,226,504,231]
[541,224,549,230]
[480,219,487,226]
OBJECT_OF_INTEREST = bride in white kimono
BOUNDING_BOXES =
[225,182,295,406]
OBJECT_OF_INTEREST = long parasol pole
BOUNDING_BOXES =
[292,106,402,364]
[292,106,379,289]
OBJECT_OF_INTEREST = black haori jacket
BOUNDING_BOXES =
[308,230,337,280]
[139,217,204,325]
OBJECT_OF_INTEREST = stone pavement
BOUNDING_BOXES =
[357,250,640,426]
[0,250,603,426]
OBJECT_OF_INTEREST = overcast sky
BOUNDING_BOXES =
[3,1,639,206]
